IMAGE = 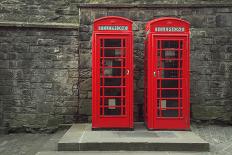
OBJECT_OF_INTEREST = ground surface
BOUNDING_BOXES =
[0,123,231,155]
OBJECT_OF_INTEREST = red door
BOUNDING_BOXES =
[152,36,190,129]
[93,34,133,129]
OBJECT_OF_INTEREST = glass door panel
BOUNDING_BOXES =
[156,40,183,118]
[100,38,126,116]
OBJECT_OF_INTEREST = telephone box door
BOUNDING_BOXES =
[153,36,189,129]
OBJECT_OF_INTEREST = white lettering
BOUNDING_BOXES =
[98,26,128,31]
[155,27,185,32]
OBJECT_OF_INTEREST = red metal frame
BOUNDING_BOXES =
[144,17,190,130]
[92,16,133,129]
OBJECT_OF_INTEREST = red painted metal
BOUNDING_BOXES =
[144,17,190,130]
[92,16,133,129]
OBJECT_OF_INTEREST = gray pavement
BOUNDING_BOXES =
[36,151,211,155]
[0,123,231,155]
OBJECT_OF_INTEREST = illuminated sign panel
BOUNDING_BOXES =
[99,26,128,31]
[155,27,185,32]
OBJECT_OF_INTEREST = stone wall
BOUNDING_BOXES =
[0,0,232,131]
[0,27,79,131]
[0,0,79,24]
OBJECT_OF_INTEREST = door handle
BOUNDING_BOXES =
[153,71,156,77]
[126,69,130,75]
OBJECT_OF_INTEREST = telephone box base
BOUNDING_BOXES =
[58,123,209,151]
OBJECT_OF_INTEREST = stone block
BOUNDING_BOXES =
[0,60,9,69]
[79,53,92,69]
[79,99,91,115]
[0,70,13,80]
[134,43,144,51]
[46,116,63,127]
[37,102,54,113]
[79,41,91,49]
[79,78,92,91]
[0,127,9,135]
[134,90,144,105]
[129,10,145,21]
[192,105,229,121]
[79,25,91,32]
[79,32,91,41]
[55,107,78,115]
[63,115,76,124]
[80,11,91,25]
[80,69,91,78]
[108,11,130,18]
[53,60,78,69]
[87,91,92,98]
[0,86,13,95]
[68,69,79,78]
[216,14,232,27]
[184,15,205,28]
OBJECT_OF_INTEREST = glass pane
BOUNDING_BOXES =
[99,98,125,116]
[161,70,180,78]
[162,110,178,117]
[158,40,161,49]
[101,58,125,67]
[157,80,161,88]
[157,90,179,98]
[100,107,103,115]
[180,41,183,48]
[162,40,179,48]
[101,68,125,76]
[161,80,179,88]
[161,60,180,68]
[100,49,103,57]
[100,88,124,96]
[104,107,121,115]
[123,106,126,115]
[103,49,124,57]
[123,39,126,47]
[100,39,103,47]
[101,78,125,86]
[162,109,178,117]
[162,50,179,59]
[158,99,179,108]
[104,39,121,47]
[104,98,122,106]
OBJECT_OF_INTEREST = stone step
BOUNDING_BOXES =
[58,123,209,151]
[36,151,210,155]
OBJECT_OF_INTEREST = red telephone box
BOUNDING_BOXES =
[92,16,134,129]
[144,17,190,130]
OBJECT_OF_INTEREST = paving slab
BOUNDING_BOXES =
[36,151,211,155]
[58,123,209,151]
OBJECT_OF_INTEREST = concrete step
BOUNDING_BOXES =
[36,151,211,155]
[58,123,209,151]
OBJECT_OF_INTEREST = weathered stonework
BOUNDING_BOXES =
[0,27,79,131]
[0,0,232,132]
